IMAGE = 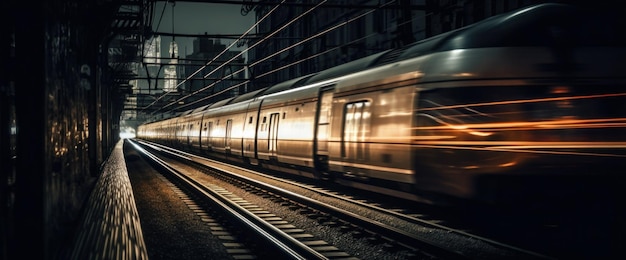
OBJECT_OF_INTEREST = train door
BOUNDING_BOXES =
[206,121,213,151]
[225,119,233,154]
[200,120,207,151]
[177,122,185,148]
[268,113,280,158]
[314,87,334,178]
[242,100,263,160]
[342,101,371,164]
[187,123,193,149]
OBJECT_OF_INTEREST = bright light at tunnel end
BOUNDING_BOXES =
[119,127,136,139]
[120,132,136,139]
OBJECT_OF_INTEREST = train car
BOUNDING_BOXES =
[138,3,626,204]
[205,98,250,161]
[405,4,626,201]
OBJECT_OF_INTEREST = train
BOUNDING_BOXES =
[137,3,626,205]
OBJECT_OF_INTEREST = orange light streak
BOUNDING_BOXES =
[413,144,626,158]
[415,141,626,147]
[413,117,626,131]
[417,93,626,111]
[499,162,517,167]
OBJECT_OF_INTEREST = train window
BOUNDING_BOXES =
[225,119,233,147]
[268,113,280,152]
[249,116,253,124]
[261,116,268,131]
[342,101,371,160]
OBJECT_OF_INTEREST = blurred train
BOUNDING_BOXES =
[137,4,626,204]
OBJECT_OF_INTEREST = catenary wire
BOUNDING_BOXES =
[149,0,327,113]
[160,11,433,115]
[157,6,428,114]
[152,0,398,114]
[141,0,288,112]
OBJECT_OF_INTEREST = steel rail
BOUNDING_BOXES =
[134,140,473,259]
[128,139,328,260]
[135,139,556,260]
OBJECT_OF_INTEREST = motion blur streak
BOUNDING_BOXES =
[417,92,626,112]
[413,143,626,157]
[413,118,626,131]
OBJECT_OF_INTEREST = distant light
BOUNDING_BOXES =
[551,86,570,94]
[120,132,136,139]
[452,72,474,77]
[120,126,136,139]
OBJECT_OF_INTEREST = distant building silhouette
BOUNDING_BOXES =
[163,41,179,93]
[182,37,246,106]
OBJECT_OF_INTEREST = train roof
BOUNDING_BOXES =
[407,3,624,59]
[230,87,268,104]
[300,3,624,83]
[435,3,625,51]
[302,52,387,85]
[262,74,317,96]
[191,104,211,113]
[300,4,588,87]
[208,96,235,108]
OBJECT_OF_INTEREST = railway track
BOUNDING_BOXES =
[130,140,338,259]
[129,139,553,259]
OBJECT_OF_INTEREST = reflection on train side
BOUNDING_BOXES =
[412,85,626,174]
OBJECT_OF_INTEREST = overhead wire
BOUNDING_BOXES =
[153,0,330,113]
[170,7,433,113]
[201,0,329,79]
[247,0,397,70]
[142,0,288,113]
[146,0,426,117]
[168,8,431,113]
[172,33,378,111]
[154,0,397,114]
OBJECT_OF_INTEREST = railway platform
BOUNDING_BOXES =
[63,140,148,260]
